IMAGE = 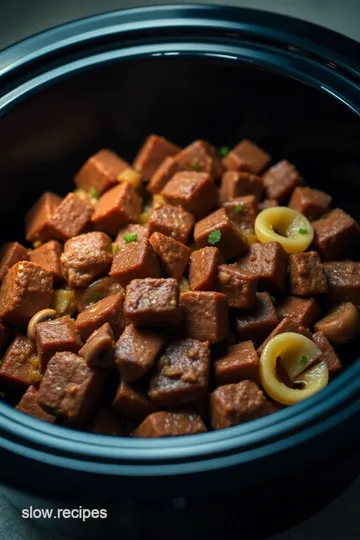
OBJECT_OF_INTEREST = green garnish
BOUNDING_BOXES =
[113,244,120,254]
[300,356,308,365]
[89,187,100,199]
[298,228,308,235]
[191,161,201,172]
[93,292,101,302]
[219,145,230,157]
[123,232,138,244]
[321,212,330,219]
[270,295,277,305]
[0,390,6,399]
[208,229,222,245]
[235,204,244,214]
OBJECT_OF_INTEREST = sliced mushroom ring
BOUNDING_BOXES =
[27,309,57,341]
[259,332,329,405]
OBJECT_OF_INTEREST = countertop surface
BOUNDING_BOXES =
[1,0,360,539]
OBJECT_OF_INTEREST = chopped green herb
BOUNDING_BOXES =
[219,145,230,157]
[0,390,6,399]
[113,244,120,254]
[191,161,201,172]
[123,232,138,244]
[270,295,277,305]
[298,228,308,235]
[321,212,330,219]
[300,355,308,365]
[235,204,244,214]
[93,292,101,302]
[89,187,100,199]
[208,229,222,245]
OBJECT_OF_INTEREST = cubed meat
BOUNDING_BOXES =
[149,232,191,279]
[314,303,360,345]
[48,193,94,241]
[0,261,53,325]
[76,292,126,341]
[194,208,249,261]
[237,242,288,294]
[235,292,278,344]
[263,160,303,201]
[29,240,63,282]
[312,331,341,375]
[210,380,267,429]
[109,238,161,287]
[112,380,155,421]
[91,182,142,236]
[75,149,130,195]
[60,232,113,288]
[92,408,129,436]
[323,261,360,308]
[222,140,271,174]
[124,278,181,327]
[147,156,184,194]
[289,187,332,220]
[161,170,218,219]
[0,322,12,355]
[148,203,194,244]
[220,171,263,202]
[115,324,166,381]
[38,351,104,421]
[289,251,328,296]
[149,339,210,407]
[258,199,278,211]
[174,140,224,179]
[214,341,260,386]
[223,195,257,232]
[217,265,258,309]
[25,192,62,243]
[16,385,56,423]
[0,335,40,388]
[257,317,313,356]
[114,224,148,247]
[180,291,229,342]
[35,316,83,371]
[134,411,206,437]
[0,242,28,283]
[312,209,360,260]
[75,276,123,312]
[133,134,180,180]
[276,295,321,328]
[188,247,223,291]
[79,323,115,368]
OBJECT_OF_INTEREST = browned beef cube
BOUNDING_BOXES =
[112,380,155,421]
[76,292,125,340]
[258,199,278,211]
[214,341,259,386]
[133,135,180,180]
[114,224,148,247]
[236,292,278,343]
[79,323,115,368]
[314,302,360,345]
[312,209,360,260]
[147,156,184,194]
[210,380,267,429]
[222,140,271,174]
[0,323,11,355]
[110,238,161,287]
[115,324,166,381]
[223,195,257,232]
[194,208,249,261]
[263,160,303,201]
[149,232,191,279]
[38,352,104,421]
[75,149,130,195]
[60,232,113,288]
[36,316,83,371]
[29,240,63,282]
[0,335,40,388]
[0,242,28,282]
[134,411,206,437]
[323,261,360,308]
[92,408,129,436]
[161,170,218,219]
[48,193,94,241]
[149,339,210,407]
[16,385,56,423]
[276,295,321,327]
[217,265,258,309]
[289,186,332,220]
[174,140,224,179]
[237,242,288,294]
[188,247,223,291]
[0,262,53,325]
[75,276,123,312]
[148,203,194,244]
[257,317,313,356]
[91,182,142,236]
[312,331,341,375]
[289,251,328,296]
[180,291,229,342]
[220,171,263,202]
[25,192,62,243]
[125,278,180,327]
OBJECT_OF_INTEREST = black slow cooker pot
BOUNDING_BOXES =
[1,5,360,539]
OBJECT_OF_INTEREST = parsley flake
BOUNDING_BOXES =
[89,187,100,199]
[270,295,277,305]
[113,244,120,254]
[208,229,222,245]
[298,228,308,235]
[191,162,201,172]
[300,356,308,365]
[0,390,6,399]
[321,212,330,219]
[93,292,101,302]
[219,145,230,157]
[124,232,138,244]
[235,204,244,214]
